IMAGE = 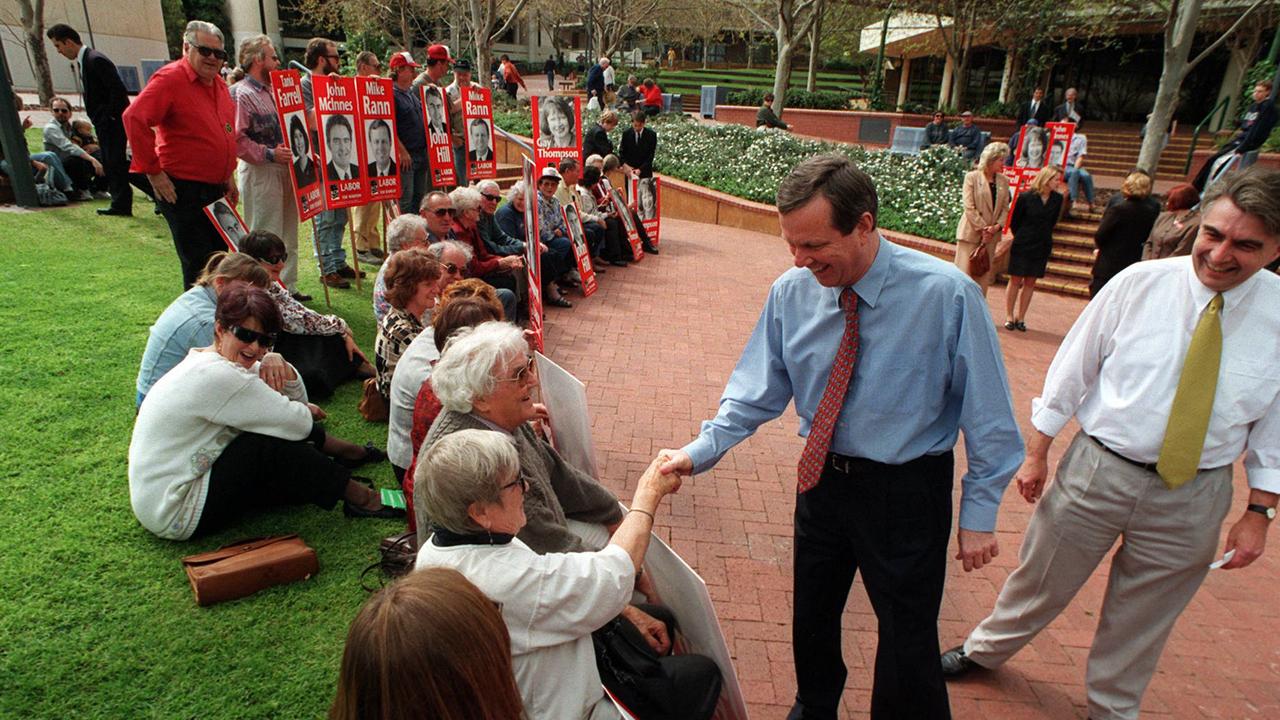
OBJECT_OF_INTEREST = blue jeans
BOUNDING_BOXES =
[400,163,429,216]
[314,208,348,275]
[546,71,555,89]
[1065,167,1094,204]
[452,144,468,187]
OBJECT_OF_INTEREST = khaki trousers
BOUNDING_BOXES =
[351,202,382,253]
[964,432,1232,720]
[238,161,299,292]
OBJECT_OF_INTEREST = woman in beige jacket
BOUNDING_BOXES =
[955,142,1012,295]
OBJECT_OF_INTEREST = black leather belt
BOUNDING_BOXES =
[826,451,951,476]
[1088,435,1158,473]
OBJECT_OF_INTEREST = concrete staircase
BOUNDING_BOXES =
[1073,126,1193,182]
[1025,208,1104,298]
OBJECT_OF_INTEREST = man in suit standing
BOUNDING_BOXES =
[1016,87,1052,128]
[324,115,360,181]
[618,111,659,254]
[467,120,493,162]
[1054,87,1084,124]
[47,23,152,217]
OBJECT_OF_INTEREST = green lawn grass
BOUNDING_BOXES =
[657,68,865,94]
[0,195,402,719]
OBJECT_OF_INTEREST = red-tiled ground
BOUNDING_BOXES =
[542,218,1280,719]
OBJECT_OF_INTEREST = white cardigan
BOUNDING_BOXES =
[415,538,633,720]
[128,350,311,540]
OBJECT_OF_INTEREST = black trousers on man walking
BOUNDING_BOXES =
[157,177,231,289]
[96,117,154,214]
[787,451,954,720]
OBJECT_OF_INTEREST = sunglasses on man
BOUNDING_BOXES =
[192,44,228,62]
[230,325,277,349]
[481,193,502,202]
[431,207,457,217]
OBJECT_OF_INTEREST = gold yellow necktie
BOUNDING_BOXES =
[1156,293,1224,489]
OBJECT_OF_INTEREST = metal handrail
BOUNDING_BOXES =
[494,125,534,159]
[1183,96,1232,174]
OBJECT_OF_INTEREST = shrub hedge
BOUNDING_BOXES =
[492,111,969,242]
[726,88,853,110]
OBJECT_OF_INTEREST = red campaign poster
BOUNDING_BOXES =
[1045,121,1075,172]
[463,86,497,181]
[422,85,457,188]
[1001,165,1037,231]
[521,157,543,351]
[531,95,582,174]
[203,198,247,250]
[562,204,598,297]
[356,76,400,203]
[611,188,644,262]
[629,176,661,249]
[269,70,322,221]
[312,75,368,210]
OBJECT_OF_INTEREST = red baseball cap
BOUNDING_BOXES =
[426,45,454,63]
[389,51,419,70]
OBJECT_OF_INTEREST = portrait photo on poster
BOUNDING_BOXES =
[425,88,447,136]
[638,177,657,220]
[324,113,360,181]
[565,204,588,256]
[467,118,493,161]
[1016,126,1049,169]
[204,198,247,250]
[285,111,317,188]
[538,96,576,149]
[365,118,396,178]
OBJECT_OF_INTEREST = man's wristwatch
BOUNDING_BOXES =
[1246,503,1277,520]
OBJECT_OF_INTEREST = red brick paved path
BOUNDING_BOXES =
[542,218,1280,719]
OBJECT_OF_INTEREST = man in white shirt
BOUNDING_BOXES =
[1063,125,1095,214]
[940,167,1280,720]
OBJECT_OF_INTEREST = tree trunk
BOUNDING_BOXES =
[772,38,794,115]
[805,0,823,92]
[399,3,411,53]
[746,31,753,69]
[1138,0,1203,173]
[19,0,53,106]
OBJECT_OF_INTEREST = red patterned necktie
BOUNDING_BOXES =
[797,287,860,493]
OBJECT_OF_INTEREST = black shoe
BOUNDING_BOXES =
[97,208,132,217]
[337,264,366,279]
[291,292,313,303]
[1004,320,1017,331]
[342,500,406,520]
[1015,321,1027,332]
[546,294,573,308]
[593,265,607,274]
[609,259,629,267]
[643,244,660,255]
[940,645,983,678]
[337,443,387,469]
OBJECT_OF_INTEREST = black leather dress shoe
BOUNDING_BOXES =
[97,208,132,217]
[940,645,982,678]
[343,501,406,520]
[643,244,660,255]
[337,443,387,469]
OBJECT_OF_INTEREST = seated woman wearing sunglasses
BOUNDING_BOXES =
[128,284,401,541]
[239,231,374,399]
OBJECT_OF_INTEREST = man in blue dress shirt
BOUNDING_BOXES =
[660,154,1024,719]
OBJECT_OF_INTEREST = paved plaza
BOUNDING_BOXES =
[543,217,1280,719]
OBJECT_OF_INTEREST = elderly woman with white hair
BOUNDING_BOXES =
[373,214,430,324]
[414,429,722,720]
[418,321,621,551]
[475,179,525,257]
[954,141,1012,296]
[450,186,567,313]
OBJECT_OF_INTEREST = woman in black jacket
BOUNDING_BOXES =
[1005,166,1064,331]
[1090,171,1161,297]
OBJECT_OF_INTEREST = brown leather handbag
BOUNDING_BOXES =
[181,535,318,607]
[967,241,991,280]
[358,377,389,422]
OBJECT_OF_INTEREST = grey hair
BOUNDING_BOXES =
[1203,166,1280,239]
[430,321,528,414]
[506,181,526,202]
[183,20,223,47]
[450,186,484,213]
[415,429,520,534]
[426,239,473,263]
[979,142,1010,170]
[476,179,501,194]
[238,34,274,71]
[386,214,428,252]
[584,154,604,168]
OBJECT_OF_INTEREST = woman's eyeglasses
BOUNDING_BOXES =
[230,325,277,349]
[192,44,228,62]
[431,207,457,217]
[496,355,536,384]
[498,477,530,494]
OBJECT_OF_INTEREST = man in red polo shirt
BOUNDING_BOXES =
[123,20,237,289]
